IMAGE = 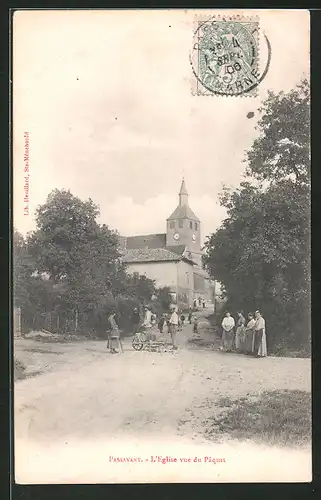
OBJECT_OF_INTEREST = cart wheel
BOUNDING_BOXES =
[132,333,144,351]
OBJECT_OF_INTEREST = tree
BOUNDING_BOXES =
[203,80,310,352]
[15,189,168,335]
[154,286,172,313]
[245,78,309,186]
[126,274,156,304]
[13,230,54,329]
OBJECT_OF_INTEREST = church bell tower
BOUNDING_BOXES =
[166,179,202,265]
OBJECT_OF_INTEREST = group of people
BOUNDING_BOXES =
[221,310,267,357]
[107,305,198,354]
[139,306,195,350]
[193,297,207,309]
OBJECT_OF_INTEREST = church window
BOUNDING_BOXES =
[189,221,193,229]
[170,221,175,229]
[179,220,184,228]
[195,222,198,230]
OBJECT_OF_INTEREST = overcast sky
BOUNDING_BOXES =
[13,9,309,243]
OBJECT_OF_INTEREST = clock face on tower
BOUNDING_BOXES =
[192,234,196,241]
[173,232,180,241]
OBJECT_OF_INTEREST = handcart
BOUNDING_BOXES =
[132,328,172,352]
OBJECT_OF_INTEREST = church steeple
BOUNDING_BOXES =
[179,178,188,206]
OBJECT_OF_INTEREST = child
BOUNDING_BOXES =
[180,314,185,326]
[158,314,166,334]
[193,316,198,335]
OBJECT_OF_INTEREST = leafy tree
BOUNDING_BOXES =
[154,286,172,313]
[14,190,166,335]
[13,230,54,329]
[203,80,310,352]
[245,78,309,186]
[126,274,156,304]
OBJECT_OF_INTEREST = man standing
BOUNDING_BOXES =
[188,306,193,324]
[131,307,140,335]
[253,310,267,357]
[169,308,179,349]
[108,312,123,354]
[221,311,235,352]
[158,313,166,333]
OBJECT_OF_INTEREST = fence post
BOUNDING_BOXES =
[75,309,78,332]
[14,307,21,337]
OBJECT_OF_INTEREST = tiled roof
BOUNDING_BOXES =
[122,248,183,263]
[167,204,200,222]
[166,245,186,256]
[125,233,166,250]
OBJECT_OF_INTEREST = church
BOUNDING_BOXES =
[119,179,216,309]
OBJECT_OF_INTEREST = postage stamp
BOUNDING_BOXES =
[190,15,260,97]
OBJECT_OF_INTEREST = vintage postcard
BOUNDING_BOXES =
[12,9,311,484]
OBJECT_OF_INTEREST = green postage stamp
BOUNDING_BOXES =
[190,15,261,97]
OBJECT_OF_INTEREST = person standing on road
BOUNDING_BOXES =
[158,313,166,334]
[108,312,123,354]
[131,307,141,335]
[193,316,199,335]
[253,310,267,357]
[169,308,179,349]
[188,306,193,324]
[142,306,152,329]
[221,311,235,352]
[235,311,246,352]
[243,313,256,354]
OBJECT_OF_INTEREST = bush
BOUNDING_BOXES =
[14,358,26,380]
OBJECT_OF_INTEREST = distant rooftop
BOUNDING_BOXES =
[122,246,191,264]
[167,204,200,222]
[125,233,166,250]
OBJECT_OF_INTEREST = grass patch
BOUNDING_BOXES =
[14,358,27,380]
[23,348,64,355]
[204,390,311,447]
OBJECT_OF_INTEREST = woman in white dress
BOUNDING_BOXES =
[253,310,267,357]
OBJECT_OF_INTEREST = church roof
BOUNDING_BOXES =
[179,178,188,195]
[122,246,192,264]
[125,233,166,250]
[167,204,200,222]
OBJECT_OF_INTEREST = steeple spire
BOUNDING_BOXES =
[179,178,188,206]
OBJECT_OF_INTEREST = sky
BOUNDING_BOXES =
[13,9,309,244]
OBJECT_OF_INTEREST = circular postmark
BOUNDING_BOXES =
[191,18,269,96]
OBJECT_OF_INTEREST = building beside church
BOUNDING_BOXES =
[119,179,216,309]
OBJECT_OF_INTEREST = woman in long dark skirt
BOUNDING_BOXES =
[243,313,256,355]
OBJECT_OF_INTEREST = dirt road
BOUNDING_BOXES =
[14,312,311,483]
